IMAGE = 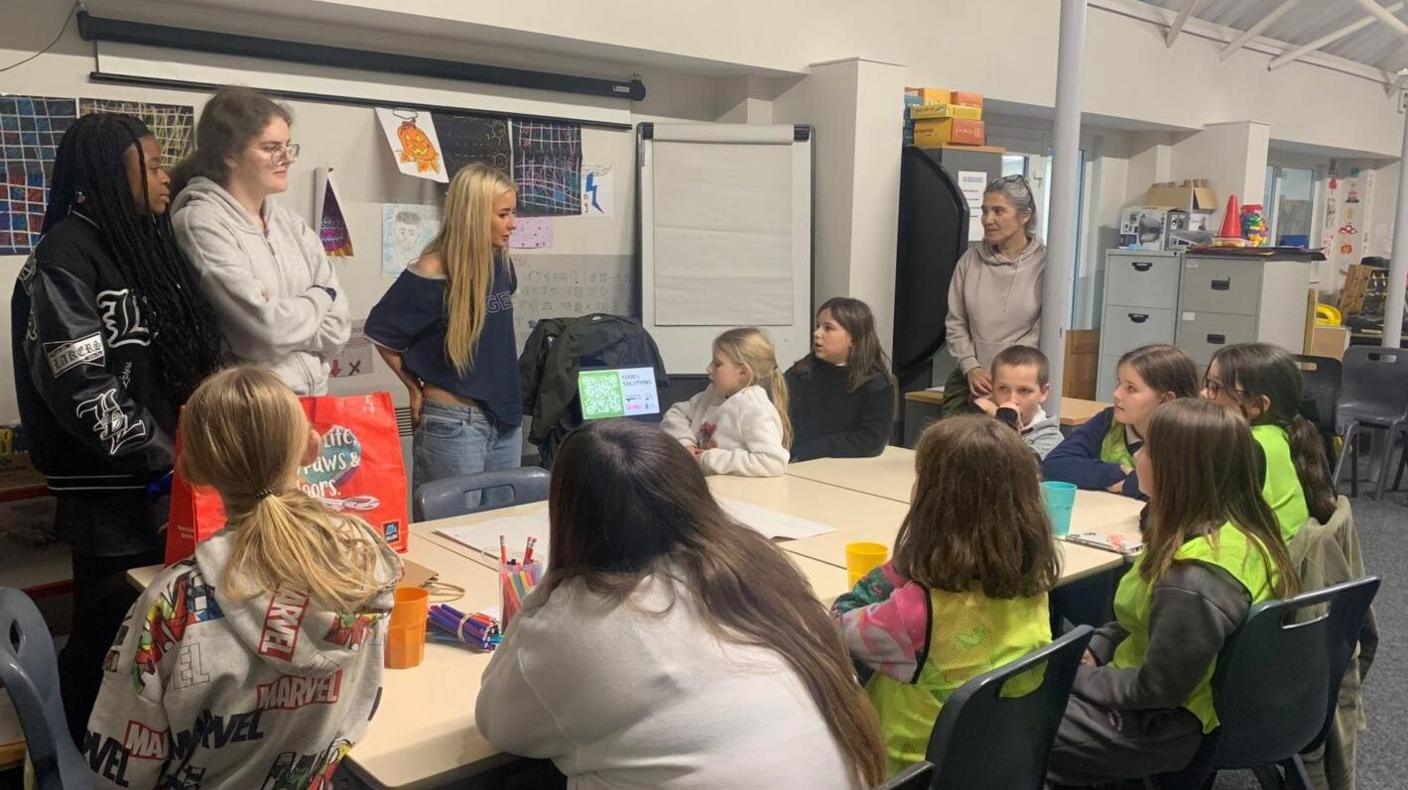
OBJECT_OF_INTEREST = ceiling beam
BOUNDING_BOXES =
[1220,0,1302,61]
[1355,0,1408,37]
[1269,2,1405,70]
[1165,0,1204,46]
[1385,69,1408,96]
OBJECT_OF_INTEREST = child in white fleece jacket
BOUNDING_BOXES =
[661,327,792,477]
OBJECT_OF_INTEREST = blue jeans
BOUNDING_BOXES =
[413,400,523,508]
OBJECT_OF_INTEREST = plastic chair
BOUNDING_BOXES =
[1292,354,1342,469]
[413,467,551,521]
[872,761,934,790]
[0,587,92,790]
[925,625,1093,789]
[1330,346,1408,500]
[1146,576,1381,790]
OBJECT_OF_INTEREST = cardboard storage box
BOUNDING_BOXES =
[914,118,985,147]
[910,103,983,121]
[1119,206,1169,250]
[950,91,984,108]
[906,86,951,103]
[1145,179,1218,212]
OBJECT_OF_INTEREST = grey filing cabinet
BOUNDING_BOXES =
[1174,252,1315,368]
[1098,250,1182,393]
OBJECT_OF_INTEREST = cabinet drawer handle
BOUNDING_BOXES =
[1207,333,1226,345]
[1211,277,1231,291]
[1132,261,1153,272]
[1128,313,1149,324]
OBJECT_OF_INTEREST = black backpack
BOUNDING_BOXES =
[518,313,670,465]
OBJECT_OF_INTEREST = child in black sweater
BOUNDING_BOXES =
[785,298,895,462]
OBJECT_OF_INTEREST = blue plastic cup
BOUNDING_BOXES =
[1041,481,1077,537]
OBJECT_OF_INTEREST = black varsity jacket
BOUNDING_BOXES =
[10,212,178,494]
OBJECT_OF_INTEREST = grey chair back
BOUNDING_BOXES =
[413,467,551,521]
[0,587,91,790]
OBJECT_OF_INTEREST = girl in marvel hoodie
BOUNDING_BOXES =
[87,367,402,789]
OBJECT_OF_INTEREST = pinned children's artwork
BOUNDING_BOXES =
[581,164,614,216]
[330,321,374,378]
[313,167,354,257]
[375,108,449,183]
[381,203,441,276]
[510,217,553,249]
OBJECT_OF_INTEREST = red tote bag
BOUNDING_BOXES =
[166,391,409,564]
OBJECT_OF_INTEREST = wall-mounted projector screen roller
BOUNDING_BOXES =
[638,122,813,373]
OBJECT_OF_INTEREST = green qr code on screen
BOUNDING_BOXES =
[579,370,626,420]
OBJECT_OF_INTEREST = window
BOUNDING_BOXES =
[1263,165,1317,247]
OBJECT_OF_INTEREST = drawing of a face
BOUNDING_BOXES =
[394,213,423,256]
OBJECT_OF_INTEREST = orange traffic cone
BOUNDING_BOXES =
[1214,194,1246,247]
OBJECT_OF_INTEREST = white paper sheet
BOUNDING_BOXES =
[375,107,450,183]
[581,164,614,216]
[651,141,793,325]
[436,512,551,568]
[715,497,836,541]
[381,203,441,276]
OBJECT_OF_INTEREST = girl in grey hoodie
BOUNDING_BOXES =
[942,175,1045,416]
[171,88,349,395]
[88,367,401,789]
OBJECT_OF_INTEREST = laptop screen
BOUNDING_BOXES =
[577,366,662,421]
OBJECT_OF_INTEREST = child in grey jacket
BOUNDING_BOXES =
[87,368,401,789]
[975,345,1063,460]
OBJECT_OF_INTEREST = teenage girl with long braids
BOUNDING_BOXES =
[10,113,225,743]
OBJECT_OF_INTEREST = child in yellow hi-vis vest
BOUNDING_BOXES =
[1202,343,1338,542]
[1047,399,1299,785]
[832,416,1061,775]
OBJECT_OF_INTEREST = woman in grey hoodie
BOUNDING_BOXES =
[942,174,1045,416]
[171,88,350,395]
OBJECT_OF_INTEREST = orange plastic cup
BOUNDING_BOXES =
[846,542,889,588]
[385,586,429,669]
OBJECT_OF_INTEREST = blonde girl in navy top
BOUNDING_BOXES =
[366,164,522,500]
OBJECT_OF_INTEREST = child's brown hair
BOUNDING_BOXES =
[992,344,1050,387]
[1141,399,1299,595]
[893,415,1060,598]
[1117,344,1200,399]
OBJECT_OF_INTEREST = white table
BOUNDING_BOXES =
[129,515,850,789]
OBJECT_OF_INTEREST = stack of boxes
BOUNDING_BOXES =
[905,87,985,148]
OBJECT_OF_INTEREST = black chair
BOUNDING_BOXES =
[0,587,92,790]
[872,760,934,790]
[412,467,551,521]
[1331,346,1408,500]
[1292,354,1342,469]
[1146,576,1381,790]
[924,625,1093,789]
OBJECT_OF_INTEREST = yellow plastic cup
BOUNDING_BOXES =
[385,587,429,669]
[846,542,889,588]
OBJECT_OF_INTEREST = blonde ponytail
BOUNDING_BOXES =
[430,164,516,375]
[760,367,793,450]
[714,327,792,450]
[179,367,393,612]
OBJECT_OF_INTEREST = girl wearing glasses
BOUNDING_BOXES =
[171,87,350,395]
[942,174,1044,417]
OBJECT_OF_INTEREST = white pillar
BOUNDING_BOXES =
[1041,0,1087,414]
[1385,116,1408,349]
